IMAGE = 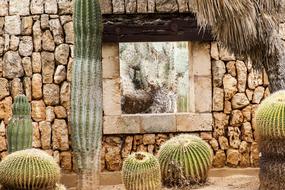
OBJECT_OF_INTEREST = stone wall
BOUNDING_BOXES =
[0,0,268,172]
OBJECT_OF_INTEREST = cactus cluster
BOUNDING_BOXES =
[7,95,33,153]
[158,134,212,187]
[71,0,103,187]
[256,90,285,190]
[0,149,61,190]
[122,152,161,190]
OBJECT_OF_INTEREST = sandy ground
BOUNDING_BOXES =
[100,175,259,190]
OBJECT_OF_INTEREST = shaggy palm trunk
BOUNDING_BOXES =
[71,0,103,189]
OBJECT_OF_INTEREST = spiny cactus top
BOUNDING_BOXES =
[0,149,61,190]
[158,134,212,187]
[256,90,285,139]
[122,152,161,190]
[12,95,31,116]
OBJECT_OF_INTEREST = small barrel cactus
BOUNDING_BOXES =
[122,152,161,190]
[0,149,61,190]
[158,134,212,187]
[7,95,33,153]
[256,90,285,140]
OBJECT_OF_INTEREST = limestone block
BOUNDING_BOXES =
[195,76,212,112]
[0,37,4,55]
[102,43,120,79]
[49,19,64,45]
[54,65,66,84]
[231,93,250,109]
[32,52,41,73]
[191,42,211,76]
[31,0,44,14]
[223,74,237,100]
[19,36,33,57]
[103,79,121,115]
[55,44,69,65]
[58,0,73,15]
[147,0,155,12]
[22,57,32,77]
[5,16,21,35]
[177,0,189,12]
[42,30,55,51]
[0,0,8,16]
[143,134,155,145]
[31,100,46,122]
[103,115,141,134]
[32,74,42,99]
[156,0,178,12]
[52,119,69,151]
[122,136,133,158]
[176,113,212,132]
[112,0,125,14]
[46,106,55,122]
[209,138,219,151]
[9,0,30,15]
[218,136,229,150]
[200,132,212,140]
[60,81,70,109]
[60,152,72,170]
[43,84,60,106]
[142,114,176,133]
[213,87,224,111]
[0,78,9,100]
[21,16,33,35]
[40,14,49,30]
[213,112,228,137]
[105,145,122,171]
[54,106,67,119]
[41,51,55,83]
[226,149,240,166]
[241,122,253,143]
[0,97,12,124]
[39,121,51,149]
[63,22,74,44]
[23,77,32,101]
[0,136,7,151]
[226,61,236,77]
[10,78,23,99]
[3,51,23,79]
[252,86,265,104]
[246,89,253,102]
[137,0,147,13]
[44,0,58,14]
[32,122,41,148]
[242,105,252,122]
[212,60,226,87]
[224,100,232,114]
[228,127,241,149]
[125,0,136,13]
[212,150,226,168]
[33,20,42,52]
[210,42,219,60]
[236,60,247,92]
[220,47,235,61]
[230,110,244,126]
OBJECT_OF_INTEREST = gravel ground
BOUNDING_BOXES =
[100,175,259,190]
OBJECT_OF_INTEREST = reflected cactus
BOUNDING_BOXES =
[0,149,60,189]
[7,95,33,153]
[158,134,212,187]
[122,152,161,190]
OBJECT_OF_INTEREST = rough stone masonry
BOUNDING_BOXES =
[0,0,273,172]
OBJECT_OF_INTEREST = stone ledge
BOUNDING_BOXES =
[103,113,213,134]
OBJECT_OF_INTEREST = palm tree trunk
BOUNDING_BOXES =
[71,0,103,189]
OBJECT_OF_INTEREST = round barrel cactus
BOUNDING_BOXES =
[7,95,33,153]
[122,152,161,190]
[256,90,285,140]
[158,134,212,187]
[0,149,61,190]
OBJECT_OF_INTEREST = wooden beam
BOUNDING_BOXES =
[102,14,213,42]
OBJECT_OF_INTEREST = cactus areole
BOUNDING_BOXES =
[71,0,103,189]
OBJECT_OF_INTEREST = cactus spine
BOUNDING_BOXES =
[158,134,212,187]
[7,95,33,153]
[0,149,61,190]
[71,0,103,189]
[256,90,285,190]
[122,152,162,190]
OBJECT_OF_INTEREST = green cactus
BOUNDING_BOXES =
[256,90,285,140]
[122,152,161,190]
[7,95,33,153]
[71,0,103,188]
[158,134,212,187]
[0,149,61,190]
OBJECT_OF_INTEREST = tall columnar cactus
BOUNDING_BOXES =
[122,152,162,190]
[7,95,33,153]
[158,134,212,187]
[71,0,103,189]
[0,149,61,190]
[256,90,285,190]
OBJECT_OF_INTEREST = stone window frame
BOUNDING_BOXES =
[102,42,213,135]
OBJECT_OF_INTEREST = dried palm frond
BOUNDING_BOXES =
[256,0,283,14]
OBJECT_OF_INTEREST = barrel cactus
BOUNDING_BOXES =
[122,152,161,190]
[7,95,33,153]
[0,149,61,190]
[158,134,212,187]
[71,0,103,188]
